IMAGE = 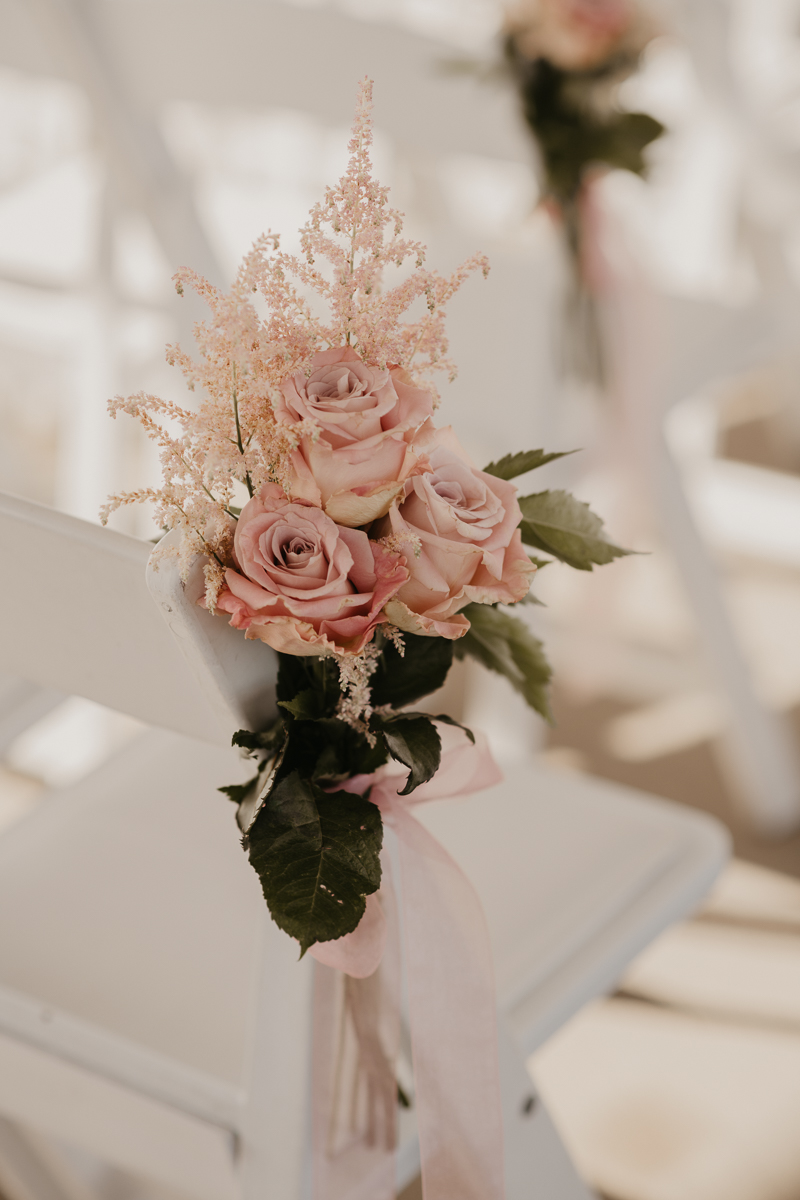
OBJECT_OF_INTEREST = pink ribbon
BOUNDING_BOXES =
[310,729,507,1200]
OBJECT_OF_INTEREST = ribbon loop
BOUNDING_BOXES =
[311,730,506,1200]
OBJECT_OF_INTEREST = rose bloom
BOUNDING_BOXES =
[274,346,434,528]
[373,429,535,639]
[215,484,408,656]
[506,0,634,70]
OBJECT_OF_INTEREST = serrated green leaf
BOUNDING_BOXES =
[515,590,545,606]
[218,778,259,805]
[456,603,553,720]
[374,714,442,796]
[231,721,285,758]
[370,632,454,709]
[483,448,573,480]
[517,490,630,571]
[278,688,327,721]
[430,713,475,744]
[247,771,382,953]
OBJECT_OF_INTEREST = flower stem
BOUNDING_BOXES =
[231,362,254,497]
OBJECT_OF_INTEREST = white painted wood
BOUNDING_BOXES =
[1,0,530,168]
[598,227,800,835]
[654,429,800,835]
[0,676,64,757]
[238,915,313,1200]
[0,491,267,746]
[497,1021,594,1200]
[0,980,244,1131]
[0,728,726,1198]
[0,1116,100,1200]
[0,494,728,1198]
[0,1033,238,1200]
[146,529,278,741]
[416,762,729,1055]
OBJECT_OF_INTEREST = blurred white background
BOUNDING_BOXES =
[3,1,800,1198]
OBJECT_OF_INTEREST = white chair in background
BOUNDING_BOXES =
[0,490,728,1199]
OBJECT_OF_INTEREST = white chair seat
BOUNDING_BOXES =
[0,730,726,1086]
[0,490,728,1199]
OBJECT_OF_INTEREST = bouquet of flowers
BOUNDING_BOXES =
[503,0,664,381]
[103,79,626,960]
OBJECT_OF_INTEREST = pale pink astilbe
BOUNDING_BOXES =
[102,77,489,572]
[102,251,320,574]
[291,78,490,395]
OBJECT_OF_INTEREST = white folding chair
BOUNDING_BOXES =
[1,491,728,1198]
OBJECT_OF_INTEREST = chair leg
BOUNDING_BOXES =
[0,1116,100,1200]
[498,1021,595,1200]
[655,430,800,835]
[239,912,314,1200]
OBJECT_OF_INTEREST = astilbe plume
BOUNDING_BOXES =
[101,78,489,596]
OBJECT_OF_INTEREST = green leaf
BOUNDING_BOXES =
[275,717,388,789]
[218,778,259,805]
[483,448,573,480]
[517,490,630,571]
[278,689,327,721]
[374,714,442,796]
[430,713,475,744]
[370,632,454,709]
[276,653,341,716]
[456,603,553,720]
[515,590,545,606]
[247,771,383,953]
[231,721,285,758]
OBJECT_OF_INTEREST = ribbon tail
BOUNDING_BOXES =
[312,853,402,1200]
[388,801,506,1200]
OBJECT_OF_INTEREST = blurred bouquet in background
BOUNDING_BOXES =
[504,0,664,383]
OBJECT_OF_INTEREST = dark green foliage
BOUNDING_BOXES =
[373,713,443,796]
[218,779,259,805]
[518,490,630,571]
[278,688,329,721]
[370,632,454,709]
[224,639,467,947]
[508,51,664,204]
[231,722,285,758]
[247,772,383,953]
[429,713,475,744]
[456,603,553,721]
[276,654,342,715]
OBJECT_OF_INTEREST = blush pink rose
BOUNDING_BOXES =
[274,346,434,528]
[507,0,634,70]
[373,429,536,639]
[215,483,408,656]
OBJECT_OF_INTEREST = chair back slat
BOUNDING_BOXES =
[1,492,275,744]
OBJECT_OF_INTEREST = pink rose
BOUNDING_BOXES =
[507,0,634,70]
[275,346,434,527]
[373,429,536,639]
[215,484,408,656]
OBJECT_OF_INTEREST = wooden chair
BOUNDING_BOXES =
[0,491,729,1198]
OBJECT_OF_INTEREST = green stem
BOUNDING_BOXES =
[231,362,254,497]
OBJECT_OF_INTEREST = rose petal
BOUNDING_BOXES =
[384,598,470,640]
[324,479,407,527]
